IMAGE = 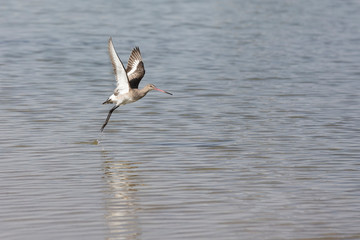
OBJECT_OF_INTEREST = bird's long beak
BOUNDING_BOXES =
[154,87,173,95]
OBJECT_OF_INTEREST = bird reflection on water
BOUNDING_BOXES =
[101,149,142,239]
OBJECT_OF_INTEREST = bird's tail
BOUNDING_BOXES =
[103,98,112,104]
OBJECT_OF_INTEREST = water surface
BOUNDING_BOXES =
[1,0,360,239]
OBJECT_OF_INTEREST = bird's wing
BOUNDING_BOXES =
[126,47,145,89]
[108,37,130,95]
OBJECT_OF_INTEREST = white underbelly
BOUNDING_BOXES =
[111,94,136,106]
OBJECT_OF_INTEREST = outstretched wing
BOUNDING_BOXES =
[126,47,145,89]
[108,37,130,95]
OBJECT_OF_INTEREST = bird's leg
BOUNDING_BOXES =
[101,105,119,132]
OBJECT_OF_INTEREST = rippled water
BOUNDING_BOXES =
[1,0,360,239]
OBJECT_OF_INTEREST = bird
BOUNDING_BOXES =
[100,37,172,132]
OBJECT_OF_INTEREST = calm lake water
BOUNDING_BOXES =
[1,0,360,239]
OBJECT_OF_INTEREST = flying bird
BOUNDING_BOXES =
[101,37,172,132]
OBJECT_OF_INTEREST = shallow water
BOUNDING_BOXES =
[1,0,360,239]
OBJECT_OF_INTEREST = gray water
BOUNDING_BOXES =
[1,0,360,239]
